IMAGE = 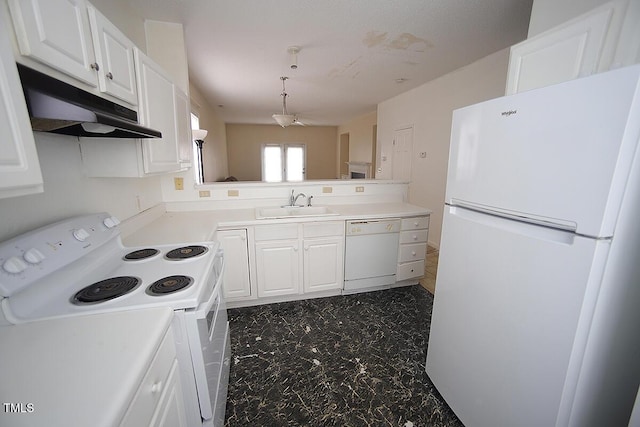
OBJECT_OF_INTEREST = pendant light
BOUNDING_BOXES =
[272,77,295,127]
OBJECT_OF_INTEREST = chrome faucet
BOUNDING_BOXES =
[289,189,306,206]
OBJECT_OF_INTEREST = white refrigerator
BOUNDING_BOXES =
[426,65,640,427]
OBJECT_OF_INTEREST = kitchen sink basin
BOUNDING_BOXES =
[255,206,339,219]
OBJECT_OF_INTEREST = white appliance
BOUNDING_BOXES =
[0,213,230,427]
[426,64,640,427]
[343,219,400,293]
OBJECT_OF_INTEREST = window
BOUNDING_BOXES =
[261,144,306,182]
[191,113,202,183]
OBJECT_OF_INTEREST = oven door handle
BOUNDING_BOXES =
[193,249,225,318]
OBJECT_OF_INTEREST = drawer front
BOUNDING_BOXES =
[120,330,176,427]
[401,216,430,230]
[303,221,344,238]
[399,229,428,244]
[398,243,427,263]
[397,259,425,281]
[254,224,298,241]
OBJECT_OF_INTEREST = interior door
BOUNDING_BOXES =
[392,126,412,181]
[426,206,607,427]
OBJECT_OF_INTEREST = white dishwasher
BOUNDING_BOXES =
[343,218,401,293]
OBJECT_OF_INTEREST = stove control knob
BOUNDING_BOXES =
[73,228,90,242]
[3,256,27,274]
[103,216,120,229]
[23,248,45,265]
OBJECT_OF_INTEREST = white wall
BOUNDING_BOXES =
[337,111,377,165]
[0,133,163,241]
[377,48,510,247]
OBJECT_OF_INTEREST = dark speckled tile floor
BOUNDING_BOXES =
[224,285,463,427]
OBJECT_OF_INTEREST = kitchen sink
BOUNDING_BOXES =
[255,206,339,219]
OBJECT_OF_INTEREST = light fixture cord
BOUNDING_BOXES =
[281,77,289,115]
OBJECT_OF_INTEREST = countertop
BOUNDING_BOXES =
[0,307,174,427]
[122,202,432,246]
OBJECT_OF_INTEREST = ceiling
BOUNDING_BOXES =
[123,0,533,126]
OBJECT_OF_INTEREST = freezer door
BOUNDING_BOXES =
[446,65,640,238]
[426,206,609,427]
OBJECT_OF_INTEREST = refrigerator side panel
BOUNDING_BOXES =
[446,64,640,237]
[562,128,640,427]
[426,206,608,427]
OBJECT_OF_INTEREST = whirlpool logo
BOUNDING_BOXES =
[501,109,517,117]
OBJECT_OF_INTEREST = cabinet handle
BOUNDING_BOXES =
[151,381,163,394]
[106,72,113,80]
[90,62,100,71]
[412,235,418,240]
[411,251,416,256]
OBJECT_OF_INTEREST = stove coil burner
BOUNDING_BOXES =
[123,248,160,261]
[165,245,208,260]
[73,276,141,304]
[146,275,194,296]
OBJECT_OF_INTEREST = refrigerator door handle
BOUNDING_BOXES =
[449,204,576,245]
[450,199,578,232]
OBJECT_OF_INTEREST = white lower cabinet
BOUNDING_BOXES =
[303,222,344,293]
[396,216,429,282]
[120,328,187,427]
[217,229,252,300]
[255,239,301,298]
[252,221,345,300]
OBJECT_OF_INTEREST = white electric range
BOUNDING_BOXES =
[0,212,230,427]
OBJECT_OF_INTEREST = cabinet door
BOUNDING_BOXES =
[174,87,192,167]
[255,240,300,297]
[217,230,252,299]
[87,6,137,105]
[506,5,613,94]
[149,361,187,427]
[8,0,97,86]
[135,49,180,174]
[303,237,344,293]
[0,11,43,199]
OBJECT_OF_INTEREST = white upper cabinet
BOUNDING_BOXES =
[8,0,138,105]
[174,86,192,168]
[506,0,640,95]
[87,5,137,105]
[135,49,180,174]
[0,7,43,199]
[8,0,96,86]
[79,51,191,178]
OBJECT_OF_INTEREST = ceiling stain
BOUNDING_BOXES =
[389,33,433,52]
[363,31,388,48]
[328,56,362,79]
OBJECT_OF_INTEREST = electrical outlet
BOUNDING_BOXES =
[174,177,184,190]
[355,186,365,193]
[199,190,211,198]
[322,187,333,193]
[227,189,239,197]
